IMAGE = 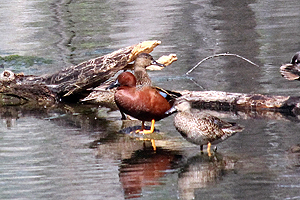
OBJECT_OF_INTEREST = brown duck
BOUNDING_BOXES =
[166,99,244,155]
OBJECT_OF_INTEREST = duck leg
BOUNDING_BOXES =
[140,139,156,151]
[135,119,155,134]
[151,139,156,151]
[134,120,156,150]
[200,145,204,153]
[142,119,155,134]
[207,142,212,157]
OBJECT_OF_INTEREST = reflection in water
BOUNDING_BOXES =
[178,153,236,200]
[119,148,182,199]
[208,0,261,93]
[0,103,120,136]
[2,0,300,199]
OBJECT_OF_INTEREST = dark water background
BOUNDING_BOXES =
[1,0,300,199]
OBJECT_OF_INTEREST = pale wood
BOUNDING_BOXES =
[178,90,300,114]
[0,40,161,104]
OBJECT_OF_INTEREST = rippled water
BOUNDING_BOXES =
[1,0,300,199]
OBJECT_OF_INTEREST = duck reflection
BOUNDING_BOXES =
[119,148,182,199]
[178,152,237,200]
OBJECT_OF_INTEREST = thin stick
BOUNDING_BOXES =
[185,53,259,75]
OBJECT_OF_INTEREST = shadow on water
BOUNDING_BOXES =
[94,129,238,200]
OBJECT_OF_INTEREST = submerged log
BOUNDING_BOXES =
[0,71,56,106]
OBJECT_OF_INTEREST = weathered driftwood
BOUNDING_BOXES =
[178,90,300,114]
[0,70,57,106]
[41,41,162,98]
[1,41,300,117]
[0,40,161,105]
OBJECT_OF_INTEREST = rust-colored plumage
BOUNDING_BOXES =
[107,71,181,134]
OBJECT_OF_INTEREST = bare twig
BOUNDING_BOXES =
[185,53,259,75]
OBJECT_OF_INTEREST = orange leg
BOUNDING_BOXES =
[151,139,156,151]
[207,142,212,157]
[142,119,155,134]
[135,119,155,134]
[135,121,145,133]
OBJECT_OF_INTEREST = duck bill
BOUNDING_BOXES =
[106,79,120,90]
[165,106,177,115]
[146,60,166,71]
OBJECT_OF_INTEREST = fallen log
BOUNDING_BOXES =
[0,41,162,105]
[41,41,161,98]
[178,90,300,115]
[1,41,300,117]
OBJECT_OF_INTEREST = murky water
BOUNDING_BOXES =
[1,0,300,199]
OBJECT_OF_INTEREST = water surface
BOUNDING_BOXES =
[1,0,300,199]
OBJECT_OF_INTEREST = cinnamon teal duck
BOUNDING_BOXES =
[107,71,181,134]
[166,99,244,156]
[280,52,300,80]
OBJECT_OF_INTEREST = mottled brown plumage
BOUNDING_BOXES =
[134,53,165,86]
[280,52,300,80]
[166,100,244,155]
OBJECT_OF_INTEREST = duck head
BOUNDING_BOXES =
[106,72,136,90]
[134,53,165,71]
[291,52,300,65]
[165,99,191,115]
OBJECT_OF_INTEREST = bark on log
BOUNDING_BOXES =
[0,40,161,104]
[41,40,161,98]
[1,41,300,117]
[178,90,300,115]
[0,71,57,106]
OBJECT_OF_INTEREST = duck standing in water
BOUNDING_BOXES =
[166,100,244,156]
[107,71,181,134]
[280,52,300,80]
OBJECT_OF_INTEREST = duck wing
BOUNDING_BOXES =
[200,114,244,135]
[280,64,300,80]
[152,86,182,102]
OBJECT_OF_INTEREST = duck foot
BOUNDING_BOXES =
[207,142,212,157]
[134,119,155,134]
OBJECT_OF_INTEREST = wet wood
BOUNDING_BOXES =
[178,90,300,114]
[0,71,56,106]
